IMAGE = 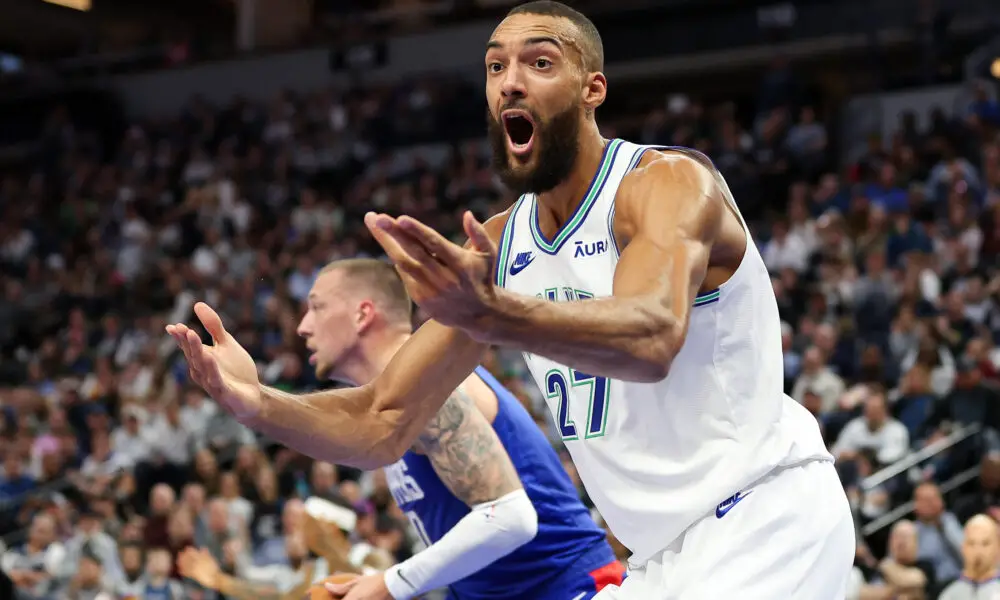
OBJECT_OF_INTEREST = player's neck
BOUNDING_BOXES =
[336,328,412,386]
[535,124,607,224]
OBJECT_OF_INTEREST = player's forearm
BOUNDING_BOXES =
[481,289,682,382]
[250,321,485,470]
[217,573,281,600]
[250,385,396,470]
[384,489,537,599]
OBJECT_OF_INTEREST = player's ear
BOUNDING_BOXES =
[582,71,607,112]
[355,299,376,334]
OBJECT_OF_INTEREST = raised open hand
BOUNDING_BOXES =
[165,302,262,422]
[176,546,221,590]
[365,210,499,337]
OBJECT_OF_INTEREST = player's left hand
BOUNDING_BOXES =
[324,573,393,600]
[365,210,499,338]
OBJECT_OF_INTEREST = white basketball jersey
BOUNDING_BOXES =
[494,139,831,563]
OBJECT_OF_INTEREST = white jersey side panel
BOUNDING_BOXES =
[494,139,831,564]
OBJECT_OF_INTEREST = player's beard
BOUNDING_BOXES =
[488,102,580,197]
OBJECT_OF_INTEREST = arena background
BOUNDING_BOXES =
[0,0,998,598]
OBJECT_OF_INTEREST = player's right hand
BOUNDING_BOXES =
[166,302,262,421]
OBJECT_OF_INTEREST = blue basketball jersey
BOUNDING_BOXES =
[385,366,614,599]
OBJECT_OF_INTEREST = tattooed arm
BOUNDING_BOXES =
[381,384,539,600]
[416,386,522,504]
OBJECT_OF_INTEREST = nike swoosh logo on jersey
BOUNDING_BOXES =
[570,593,588,600]
[715,490,752,518]
[509,252,535,276]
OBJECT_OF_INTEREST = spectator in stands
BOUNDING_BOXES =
[937,515,1000,600]
[61,508,123,585]
[0,513,65,598]
[0,451,35,499]
[792,346,846,414]
[833,391,910,466]
[913,482,965,583]
[952,453,1000,524]
[64,543,115,599]
[867,519,935,599]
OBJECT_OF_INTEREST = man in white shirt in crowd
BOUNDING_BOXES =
[833,391,910,466]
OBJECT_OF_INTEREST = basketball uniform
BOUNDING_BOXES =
[386,366,624,600]
[492,139,855,599]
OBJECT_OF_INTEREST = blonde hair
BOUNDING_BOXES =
[320,258,413,325]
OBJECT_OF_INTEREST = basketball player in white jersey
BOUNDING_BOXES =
[166,1,855,597]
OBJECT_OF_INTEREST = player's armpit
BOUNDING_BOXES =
[254,321,485,470]
[416,384,522,506]
[482,153,725,382]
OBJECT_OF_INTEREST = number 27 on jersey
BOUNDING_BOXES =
[544,368,610,441]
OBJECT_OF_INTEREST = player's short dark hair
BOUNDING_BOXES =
[507,1,604,72]
[320,257,413,325]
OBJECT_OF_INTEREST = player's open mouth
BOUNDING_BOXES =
[502,109,535,156]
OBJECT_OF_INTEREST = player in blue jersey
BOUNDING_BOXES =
[287,258,622,600]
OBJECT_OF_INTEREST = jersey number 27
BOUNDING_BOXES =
[544,369,610,441]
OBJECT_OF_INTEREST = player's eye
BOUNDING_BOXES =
[534,58,552,69]
[488,62,504,73]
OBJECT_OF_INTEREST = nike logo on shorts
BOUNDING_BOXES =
[715,490,752,518]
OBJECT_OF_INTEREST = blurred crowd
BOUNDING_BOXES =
[0,55,998,599]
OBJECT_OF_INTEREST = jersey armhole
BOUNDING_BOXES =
[607,145,651,259]
[494,195,526,288]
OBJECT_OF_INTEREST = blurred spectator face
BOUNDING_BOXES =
[208,499,229,533]
[888,520,918,564]
[865,251,886,275]
[961,516,999,578]
[282,498,304,534]
[220,472,240,499]
[813,324,836,355]
[145,547,172,579]
[121,545,143,579]
[771,220,788,241]
[297,270,368,381]
[150,483,175,516]
[902,366,930,395]
[483,13,590,197]
[235,445,256,473]
[76,555,102,587]
[28,513,55,548]
[879,163,897,187]
[194,449,218,480]
[182,483,206,513]
[802,347,824,373]
[802,390,822,416]
[311,461,337,493]
[78,512,102,536]
[914,483,945,522]
[862,394,888,430]
[339,480,362,504]
[168,508,194,543]
[3,453,22,478]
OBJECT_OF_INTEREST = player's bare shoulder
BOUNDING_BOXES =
[612,148,744,267]
[471,204,517,248]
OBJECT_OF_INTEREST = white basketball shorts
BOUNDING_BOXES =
[595,459,856,600]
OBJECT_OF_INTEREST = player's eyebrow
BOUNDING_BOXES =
[486,36,563,52]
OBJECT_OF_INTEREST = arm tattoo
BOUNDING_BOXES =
[416,387,522,506]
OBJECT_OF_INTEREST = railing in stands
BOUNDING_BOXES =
[861,465,981,537]
[861,422,982,491]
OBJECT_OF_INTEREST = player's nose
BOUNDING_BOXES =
[500,68,527,99]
